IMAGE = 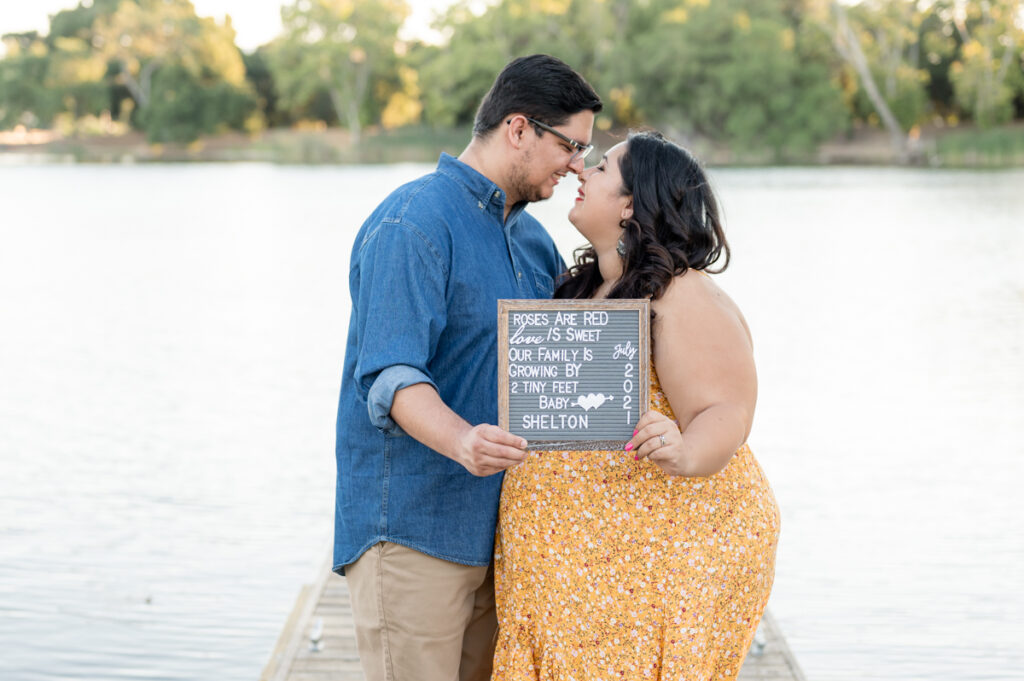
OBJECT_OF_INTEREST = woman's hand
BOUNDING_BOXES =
[626,410,690,477]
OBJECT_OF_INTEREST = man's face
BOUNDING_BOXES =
[508,110,595,204]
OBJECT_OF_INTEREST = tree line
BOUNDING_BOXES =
[1,0,1022,159]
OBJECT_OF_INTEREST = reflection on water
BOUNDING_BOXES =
[0,163,1022,680]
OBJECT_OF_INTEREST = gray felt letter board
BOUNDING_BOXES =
[498,299,650,450]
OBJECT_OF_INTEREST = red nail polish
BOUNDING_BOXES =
[634,454,639,461]
[633,429,638,436]
[624,442,633,452]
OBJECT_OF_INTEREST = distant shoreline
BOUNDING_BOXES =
[2,123,1023,168]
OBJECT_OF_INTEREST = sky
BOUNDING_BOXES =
[0,0,464,51]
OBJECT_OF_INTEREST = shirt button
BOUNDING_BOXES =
[477,201,484,209]
[517,272,522,278]
[494,191,500,198]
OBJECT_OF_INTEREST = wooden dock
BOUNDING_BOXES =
[261,558,806,681]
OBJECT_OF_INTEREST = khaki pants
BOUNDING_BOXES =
[345,542,497,681]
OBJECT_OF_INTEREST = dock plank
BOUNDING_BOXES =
[262,560,806,681]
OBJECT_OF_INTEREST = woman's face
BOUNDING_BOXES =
[568,142,633,250]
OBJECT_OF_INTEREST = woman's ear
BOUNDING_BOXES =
[620,197,633,221]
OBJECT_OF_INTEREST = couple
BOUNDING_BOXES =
[333,55,780,681]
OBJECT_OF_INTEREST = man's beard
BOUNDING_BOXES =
[507,151,548,205]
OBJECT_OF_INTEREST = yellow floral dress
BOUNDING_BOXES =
[492,366,780,681]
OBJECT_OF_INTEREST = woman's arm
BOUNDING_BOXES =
[628,272,757,477]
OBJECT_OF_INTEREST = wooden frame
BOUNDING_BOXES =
[498,299,650,451]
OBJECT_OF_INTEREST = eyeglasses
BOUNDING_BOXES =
[509,116,594,162]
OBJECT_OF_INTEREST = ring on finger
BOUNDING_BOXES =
[659,434,667,448]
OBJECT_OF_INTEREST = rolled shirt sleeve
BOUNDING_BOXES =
[366,364,437,434]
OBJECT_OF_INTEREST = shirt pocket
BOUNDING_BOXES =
[534,272,555,298]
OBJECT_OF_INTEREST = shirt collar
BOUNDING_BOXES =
[436,152,527,225]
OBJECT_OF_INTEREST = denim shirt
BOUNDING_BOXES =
[333,153,565,573]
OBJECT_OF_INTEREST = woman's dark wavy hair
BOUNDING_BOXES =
[554,130,729,302]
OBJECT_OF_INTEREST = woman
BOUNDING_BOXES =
[492,131,780,680]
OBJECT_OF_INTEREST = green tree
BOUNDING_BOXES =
[244,47,291,128]
[268,0,410,144]
[89,0,254,141]
[843,0,931,130]
[43,0,124,121]
[0,0,256,142]
[418,0,848,157]
[413,3,512,129]
[918,0,962,117]
[136,63,253,142]
[0,32,61,128]
[47,0,123,41]
[416,0,613,128]
[945,0,1024,127]
[813,0,914,158]
[609,0,847,158]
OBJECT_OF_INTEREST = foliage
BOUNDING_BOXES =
[0,33,62,128]
[47,0,123,42]
[2,0,1023,158]
[600,0,848,157]
[415,0,621,128]
[412,0,848,157]
[844,0,930,129]
[90,0,254,141]
[267,0,410,143]
[135,64,254,143]
[944,0,1024,128]
[244,47,290,128]
[934,121,1024,165]
[1,0,254,142]
[818,0,1024,135]
[917,2,961,115]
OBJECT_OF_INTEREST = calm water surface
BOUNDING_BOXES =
[1,162,1022,680]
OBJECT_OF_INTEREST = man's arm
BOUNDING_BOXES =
[391,383,528,477]
[353,221,526,476]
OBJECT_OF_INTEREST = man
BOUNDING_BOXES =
[334,55,602,681]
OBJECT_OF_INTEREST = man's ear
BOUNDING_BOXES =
[506,115,528,150]
[621,198,633,221]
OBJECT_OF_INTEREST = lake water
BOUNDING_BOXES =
[0,160,1022,681]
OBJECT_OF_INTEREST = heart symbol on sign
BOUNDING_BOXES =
[573,393,614,411]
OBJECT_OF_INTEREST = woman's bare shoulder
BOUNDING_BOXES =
[651,270,752,344]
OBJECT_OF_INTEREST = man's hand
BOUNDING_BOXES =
[452,424,528,477]
[391,383,528,477]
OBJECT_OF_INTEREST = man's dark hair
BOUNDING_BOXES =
[473,54,602,137]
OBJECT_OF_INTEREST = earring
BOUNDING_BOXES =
[616,239,627,257]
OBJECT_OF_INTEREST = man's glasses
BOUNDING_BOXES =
[509,116,594,162]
